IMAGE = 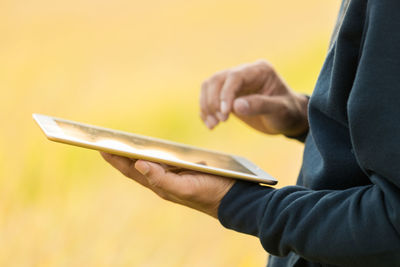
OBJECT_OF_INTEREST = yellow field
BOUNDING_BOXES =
[0,0,340,266]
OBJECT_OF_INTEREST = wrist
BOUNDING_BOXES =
[297,93,310,130]
[207,179,235,219]
[285,93,310,140]
[284,92,309,138]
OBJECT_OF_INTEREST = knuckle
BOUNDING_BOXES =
[254,59,274,74]
[147,176,162,188]
[228,70,241,78]
[220,72,242,99]
[203,77,218,91]
[209,69,227,81]
[256,59,271,67]
[263,62,274,73]
[179,186,195,200]
[207,76,217,84]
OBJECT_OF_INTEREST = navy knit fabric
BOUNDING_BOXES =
[218,0,400,266]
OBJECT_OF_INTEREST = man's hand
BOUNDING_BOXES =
[100,152,235,218]
[200,60,309,137]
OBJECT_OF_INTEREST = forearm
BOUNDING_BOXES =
[218,178,400,266]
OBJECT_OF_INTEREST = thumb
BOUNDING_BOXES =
[135,160,184,193]
[135,160,168,187]
[233,94,281,116]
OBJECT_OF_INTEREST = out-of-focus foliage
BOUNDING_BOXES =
[0,0,339,266]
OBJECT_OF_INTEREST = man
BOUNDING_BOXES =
[101,0,400,266]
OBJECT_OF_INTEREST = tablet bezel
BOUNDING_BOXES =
[33,113,277,185]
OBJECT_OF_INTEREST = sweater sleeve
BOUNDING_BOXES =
[218,1,400,266]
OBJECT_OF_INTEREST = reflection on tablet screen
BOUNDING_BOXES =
[55,119,255,175]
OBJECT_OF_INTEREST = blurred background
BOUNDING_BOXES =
[0,0,340,266]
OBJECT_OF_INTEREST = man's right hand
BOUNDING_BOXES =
[200,60,309,137]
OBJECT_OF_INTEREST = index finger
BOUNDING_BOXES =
[100,152,150,187]
[219,72,243,116]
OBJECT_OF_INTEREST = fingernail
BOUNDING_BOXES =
[217,112,228,122]
[207,115,218,128]
[235,98,249,113]
[220,101,229,114]
[136,161,150,175]
[205,116,212,128]
[210,115,218,126]
[216,112,224,121]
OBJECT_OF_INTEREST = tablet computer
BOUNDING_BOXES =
[33,113,277,185]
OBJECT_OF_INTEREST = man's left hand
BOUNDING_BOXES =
[100,152,235,218]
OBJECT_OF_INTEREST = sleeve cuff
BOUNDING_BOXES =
[218,180,275,236]
[285,130,309,143]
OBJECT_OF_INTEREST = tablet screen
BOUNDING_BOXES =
[54,119,256,175]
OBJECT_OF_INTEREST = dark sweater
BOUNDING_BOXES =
[218,0,400,266]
